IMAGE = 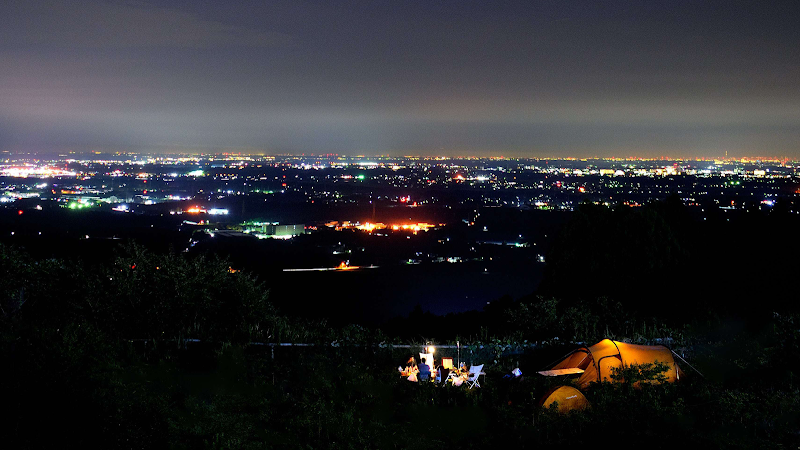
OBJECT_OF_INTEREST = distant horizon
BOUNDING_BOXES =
[1,149,797,163]
[2,1,799,161]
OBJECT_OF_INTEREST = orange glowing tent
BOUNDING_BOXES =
[539,385,590,413]
[538,339,683,389]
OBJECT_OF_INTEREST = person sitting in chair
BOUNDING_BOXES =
[451,363,469,386]
[404,357,419,382]
[418,358,431,382]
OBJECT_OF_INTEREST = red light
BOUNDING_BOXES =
[131,264,136,269]
[18,210,23,215]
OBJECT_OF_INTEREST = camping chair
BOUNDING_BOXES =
[466,364,484,389]
[418,367,430,382]
[437,367,450,384]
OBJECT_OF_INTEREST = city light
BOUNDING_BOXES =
[0,166,77,178]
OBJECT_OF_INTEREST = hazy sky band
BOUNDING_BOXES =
[1,0,798,157]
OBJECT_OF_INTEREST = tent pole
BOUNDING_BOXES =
[671,350,704,378]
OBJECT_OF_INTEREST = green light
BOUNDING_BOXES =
[357,174,365,180]
[69,203,77,209]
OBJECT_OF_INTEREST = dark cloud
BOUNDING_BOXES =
[1,0,293,49]
[0,0,798,157]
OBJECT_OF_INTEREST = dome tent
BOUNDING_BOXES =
[538,339,683,390]
[539,385,590,413]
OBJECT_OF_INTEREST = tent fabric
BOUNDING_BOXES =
[539,385,590,413]
[549,339,682,389]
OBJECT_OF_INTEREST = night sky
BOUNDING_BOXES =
[1,0,798,157]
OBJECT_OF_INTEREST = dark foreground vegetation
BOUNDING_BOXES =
[3,196,800,448]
